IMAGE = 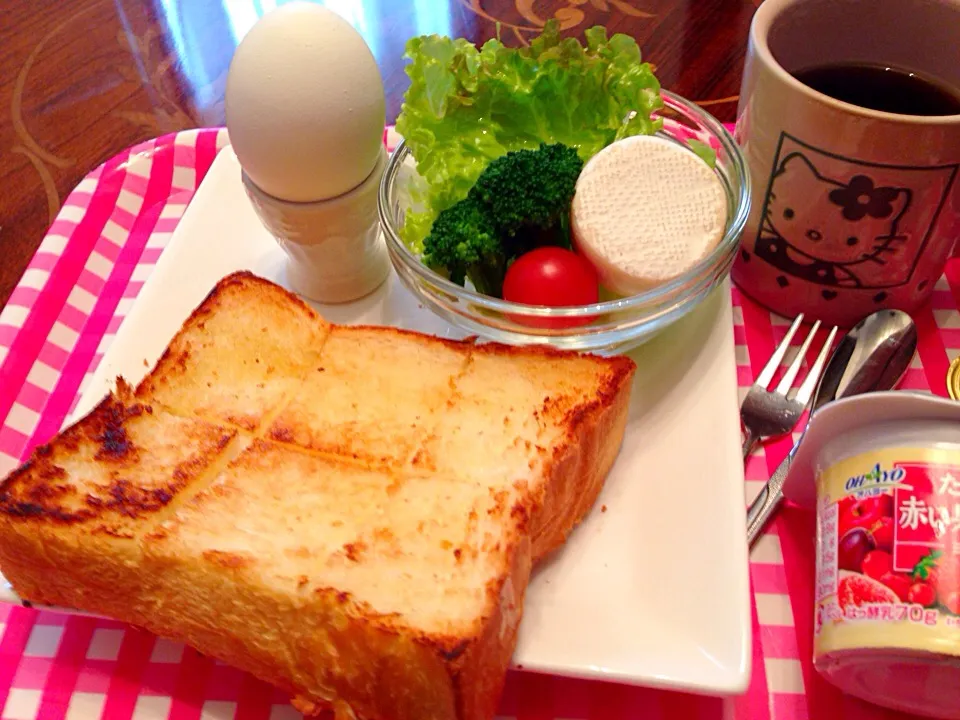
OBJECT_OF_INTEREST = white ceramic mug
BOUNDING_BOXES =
[732,0,960,327]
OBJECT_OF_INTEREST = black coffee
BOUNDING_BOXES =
[793,62,960,117]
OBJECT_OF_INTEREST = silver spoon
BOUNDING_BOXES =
[745,308,918,546]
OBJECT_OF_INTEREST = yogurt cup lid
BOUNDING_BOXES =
[782,391,960,509]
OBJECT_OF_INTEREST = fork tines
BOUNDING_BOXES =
[766,314,836,408]
[740,313,839,459]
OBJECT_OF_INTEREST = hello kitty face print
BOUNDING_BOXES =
[757,154,912,288]
[741,133,958,304]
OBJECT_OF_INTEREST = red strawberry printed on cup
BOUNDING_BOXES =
[907,582,937,607]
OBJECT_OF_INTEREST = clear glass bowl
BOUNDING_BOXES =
[377,91,751,355]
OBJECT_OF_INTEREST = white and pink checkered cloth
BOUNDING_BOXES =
[0,128,953,720]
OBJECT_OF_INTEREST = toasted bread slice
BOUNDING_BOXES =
[140,439,530,720]
[268,326,471,468]
[0,382,237,613]
[0,271,636,720]
[419,342,634,560]
[136,272,330,432]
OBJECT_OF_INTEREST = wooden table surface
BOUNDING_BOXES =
[0,0,759,310]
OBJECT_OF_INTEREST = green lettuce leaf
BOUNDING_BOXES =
[686,138,717,169]
[395,21,663,253]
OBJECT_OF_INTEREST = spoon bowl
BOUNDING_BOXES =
[812,309,918,412]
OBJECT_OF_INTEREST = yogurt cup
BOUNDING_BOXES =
[783,392,960,718]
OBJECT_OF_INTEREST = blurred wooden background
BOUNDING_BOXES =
[0,0,761,308]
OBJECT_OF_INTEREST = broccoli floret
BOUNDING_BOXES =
[422,196,507,297]
[422,142,585,298]
[469,143,584,244]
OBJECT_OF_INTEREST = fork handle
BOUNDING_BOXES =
[741,428,760,460]
[746,451,794,545]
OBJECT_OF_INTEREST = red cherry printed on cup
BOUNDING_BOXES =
[502,247,599,329]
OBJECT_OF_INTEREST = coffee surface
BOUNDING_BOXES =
[793,62,960,117]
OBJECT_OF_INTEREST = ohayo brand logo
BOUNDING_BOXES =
[845,462,907,492]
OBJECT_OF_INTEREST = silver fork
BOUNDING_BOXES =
[740,314,838,459]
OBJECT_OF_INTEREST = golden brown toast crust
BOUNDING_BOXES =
[0,382,234,527]
[0,381,239,614]
[0,270,636,720]
[136,271,330,432]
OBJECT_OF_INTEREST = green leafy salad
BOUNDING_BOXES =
[395,21,664,255]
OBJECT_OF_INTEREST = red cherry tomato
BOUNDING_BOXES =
[503,247,599,329]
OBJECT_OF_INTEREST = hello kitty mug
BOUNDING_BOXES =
[732,0,960,327]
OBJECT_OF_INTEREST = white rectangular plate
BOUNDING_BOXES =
[14,147,751,697]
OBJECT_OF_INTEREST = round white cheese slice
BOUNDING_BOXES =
[571,135,727,296]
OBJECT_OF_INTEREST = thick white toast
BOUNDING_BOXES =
[136,271,331,431]
[0,382,239,616]
[268,325,470,468]
[0,271,636,720]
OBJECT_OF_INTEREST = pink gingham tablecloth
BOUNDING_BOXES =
[0,128,955,720]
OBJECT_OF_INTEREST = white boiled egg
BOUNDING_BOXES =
[225,2,386,202]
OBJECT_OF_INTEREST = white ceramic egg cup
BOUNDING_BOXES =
[242,147,390,304]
